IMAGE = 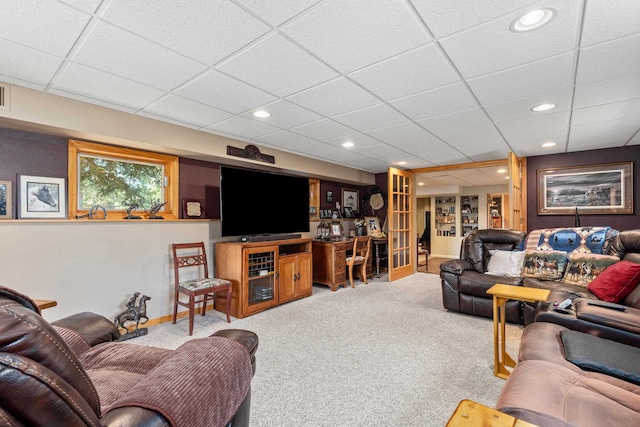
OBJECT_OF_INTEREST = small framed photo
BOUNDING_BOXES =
[326,190,333,203]
[19,175,66,219]
[183,199,204,218]
[0,180,12,219]
[365,216,383,237]
[342,188,359,214]
[344,206,354,218]
[329,222,343,238]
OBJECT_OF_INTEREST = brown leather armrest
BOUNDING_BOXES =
[575,299,640,335]
[439,259,473,275]
[51,312,121,345]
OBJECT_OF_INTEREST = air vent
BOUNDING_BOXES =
[0,83,9,111]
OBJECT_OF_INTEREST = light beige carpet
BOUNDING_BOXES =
[130,273,523,426]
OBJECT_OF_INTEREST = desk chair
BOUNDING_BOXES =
[172,242,232,335]
[346,236,371,288]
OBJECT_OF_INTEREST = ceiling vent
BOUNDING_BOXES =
[0,83,9,111]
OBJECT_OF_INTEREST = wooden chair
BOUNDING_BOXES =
[172,242,232,335]
[346,236,371,288]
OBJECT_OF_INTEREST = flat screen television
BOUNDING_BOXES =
[220,166,310,237]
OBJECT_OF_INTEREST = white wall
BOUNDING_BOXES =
[0,220,313,322]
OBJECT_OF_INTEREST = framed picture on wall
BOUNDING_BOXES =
[342,188,359,214]
[19,175,67,219]
[183,198,204,218]
[364,216,383,237]
[326,190,333,203]
[0,180,12,219]
[537,162,633,215]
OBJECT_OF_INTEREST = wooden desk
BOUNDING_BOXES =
[33,299,57,310]
[486,284,550,379]
[312,239,352,291]
[446,399,537,426]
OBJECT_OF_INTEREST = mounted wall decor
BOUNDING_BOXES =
[342,188,359,215]
[0,180,12,219]
[19,175,66,219]
[537,162,633,215]
[183,199,204,218]
[227,144,275,164]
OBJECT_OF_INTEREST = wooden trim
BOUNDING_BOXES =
[410,159,508,174]
[68,140,179,220]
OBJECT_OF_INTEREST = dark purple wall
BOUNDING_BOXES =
[526,145,640,232]
[178,158,220,219]
[0,127,68,218]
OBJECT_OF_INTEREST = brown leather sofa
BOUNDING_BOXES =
[0,285,258,426]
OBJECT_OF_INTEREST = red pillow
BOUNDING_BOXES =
[587,260,640,302]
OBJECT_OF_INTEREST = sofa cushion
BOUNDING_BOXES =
[587,260,640,303]
[486,250,525,277]
[560,253,620,287]
[521,250,568,280]
[525,227,610,254]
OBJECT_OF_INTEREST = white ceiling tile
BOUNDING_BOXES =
[253,130,319,149]
[217,33,338,97]
[206,115,281,139]
[53,62,165,109]
[451,140,511,162]
[567,130,637,152]
[353,144,430,167]
[101,1,270,65]
[286,77,380,117]
[403,142,469,166]
[0,40,63,89]
[577,33,640,85]
[411,0,537,38]
[570,119,640,139]
[628,131,640,145]
[347,44,459,100]
[281,0,430,73]
[497,111,570,143]
[234,0,321,26]
[390,82,478,121]
[136,112,200,130]
[417,108,492,133]
[291,142,360,163]
[175,69,277,114]
[72,21,207,90]
[439,0,579,79]
[332,103,409,132]
[324,133,381,149]
[290,119,355,141]
[344,156,397,173]
[431,124,504,146]
[484,88,573,123]
[49,88,137,114]
[0,0,90,57]
[581,0,640,47]
[241,100,323,129]
[59,0,102,13]
[571,98,640,126]
[467,53,574,106]
[366,122,438,144]
[574,73,640,109]
[142,94,233,127]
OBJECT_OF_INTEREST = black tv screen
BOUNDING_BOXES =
[220,166,310,237]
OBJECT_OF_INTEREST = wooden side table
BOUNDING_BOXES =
[486,284,550,379]
[446,399,537,426]
[33,299,57,310]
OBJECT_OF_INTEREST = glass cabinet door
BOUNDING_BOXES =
[245,248,277,310]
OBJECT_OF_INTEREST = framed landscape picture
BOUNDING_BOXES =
[537,162,633,215]
[19,175,67,219]
[0,180,12,219]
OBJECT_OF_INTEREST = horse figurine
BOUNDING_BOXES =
[114,293,151,341]
[28,185,58,212]
[148,201,167,219]
[124,203,141,219]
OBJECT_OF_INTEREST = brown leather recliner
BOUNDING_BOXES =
[440,229,527,323]
[0,286,258,427]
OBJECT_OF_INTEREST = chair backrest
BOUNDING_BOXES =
[172,242,209,286]
[349,236,371,266]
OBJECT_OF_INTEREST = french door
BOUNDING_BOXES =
[387,167,414,281]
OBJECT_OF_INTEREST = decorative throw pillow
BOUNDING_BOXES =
[587,260,640,302]
[520,250,568,280]
[485,250,526,277]
[561,253,620,288]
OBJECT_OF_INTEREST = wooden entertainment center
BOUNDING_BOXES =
[215,237,312,318]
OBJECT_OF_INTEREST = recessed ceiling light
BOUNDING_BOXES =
[342,141,355,148]
[396,161,407,165]
[531,103,556,112]
[252,110,271,118]
[418,182,424,186]
[497,169,507,174]
[510,8,556,32]
[541,141,558,147]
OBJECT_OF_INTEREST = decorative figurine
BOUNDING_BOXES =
[148,201,167,219]
[124,203,142,219]
[114,292,151,341]
[75,204,107,220]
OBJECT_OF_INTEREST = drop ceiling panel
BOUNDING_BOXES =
[72,21,208,91]
[574,73,640,109]
[175,70,277,114]
[324,133,381,149]
[484,89,573,123]
[581,0,640,47]
[290,119,356,141]
[347,44,460,101]
[439,0,579,79]
[0,0,90,57]
[568,130,637,151]
[53,63,166,110]
[571,98,640,126]
[430,124,503,146]
[217,33,338,97]
[206,115,281,139]
[418,108,493,133]
[497,111,570,142]
[101,0,271,65]
[390,82,478,121]
[286,77,380,117]
[48,88,138,114]
[332,103,409,132]
[60,0,102,14]
[241,100,323,129]
[577,33,640,85]
[235,0,321,26]
[142,95,233,127]
[281,0,430,73]
[365,122,440,145]
[254,130,319,150]
[0,40,64,89]
[570,119,640,139]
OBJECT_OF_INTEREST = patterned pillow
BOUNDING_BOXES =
[521,250,568,280]
[525,227,610,254]
[561,253,620,288]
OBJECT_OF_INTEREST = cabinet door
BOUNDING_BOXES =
[297,252,313,297]
[244,246,278,315]
[278,255,297,303]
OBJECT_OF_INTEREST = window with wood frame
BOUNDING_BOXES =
[68,140,179,220]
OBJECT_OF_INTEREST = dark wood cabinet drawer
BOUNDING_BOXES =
[335,250,346,263]
[334,272,346,284]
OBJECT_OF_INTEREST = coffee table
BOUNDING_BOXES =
[486,284,550,379]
